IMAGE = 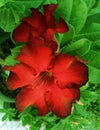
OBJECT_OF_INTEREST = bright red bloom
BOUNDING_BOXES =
[4,40,88,118]
[12,4,68,51]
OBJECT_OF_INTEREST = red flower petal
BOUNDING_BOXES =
[44,4,57,14]
[52,54,88,88]
[44,28,55,41]
[13,22,31,42]
[16,86,49,115]
[13,9,46,42]
[24,9,46,32]
[29,33,58,51]
[47,40,58,52]
[16,42,55,73]
[55,18,69,33]
[4,63,35,90]
[45,84,80,118]
[44,4,57,28]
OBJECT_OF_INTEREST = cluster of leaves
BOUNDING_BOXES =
[0,0,100,130]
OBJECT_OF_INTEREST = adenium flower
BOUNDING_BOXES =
[4,38,88,118]
[12,4,68,51]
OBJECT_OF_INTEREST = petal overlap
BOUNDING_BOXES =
[4,63,35,90]
[52,54,88,88]
[45,84,80,118]
[16,42,55,73]
[12,4,69,50]
[16,86,49,115]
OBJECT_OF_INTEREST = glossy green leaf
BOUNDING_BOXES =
[3,55,19,66]
[0,0,43,32]
[74,104,89,117]
[55,0,73,21]
[83,50,100,69]
[89,65,100,83]
[61,38,92,56]
[0,2,25,32]
[43,0,57,4]
[89,3,100,16]
[0,0,12,7]
[3,45,22,66]
[75,23,100,41]
[83,0,96,10]
[92,40,100,52]
[69,0,88,33]
[83,46,100,83]
[82,10,100,30]
[14,0,43,9]
[81,90,98,105]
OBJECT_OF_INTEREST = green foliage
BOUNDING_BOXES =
[74,23,100,41]
[3,45,23,66]
[0,2,25,32]
[0,108,16,121]
[83,0,96,10]
[55,0,88,33]
[43,0,57,5]
[0,0,43,32]
[0,0,12,7]
[61,38,92,56]
[0,28,10,45]
[69,0,88,33]
[55,0,73,21]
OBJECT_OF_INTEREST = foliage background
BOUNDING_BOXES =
[0,0,100,129]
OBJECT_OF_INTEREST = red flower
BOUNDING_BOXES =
[4,39,88,118]
[12,4,68,51]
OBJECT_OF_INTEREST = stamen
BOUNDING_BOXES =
[39,71,53,84]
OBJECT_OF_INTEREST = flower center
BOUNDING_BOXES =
[39,71,53,84]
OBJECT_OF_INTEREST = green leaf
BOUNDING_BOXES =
[2,114,8,121]
[81,90,98,105]
[83,50,100,69]
[30,125,40,130]
[82,44,100,83]
[0,108,16,121]
[75,23,100,41]
[88,1,100,16]
[15,0,43,9]
[0,0,43,32]
[0,2,25,32]
[83,0,96,10]
[82,12,100,31]
[55,0,73,21]
[74,104,89,117]
[61,38,92,56]
[10,2,26,23]
[61,24,75,47]
[92,40,100,52]
[43,0,57,5]
[3,55,19,66]
[89,65,100,83]
[3,45,22,66]
[69,0,88,33]
[11,45,23,57]
[0,0,12,7]
[51,121,66,130]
